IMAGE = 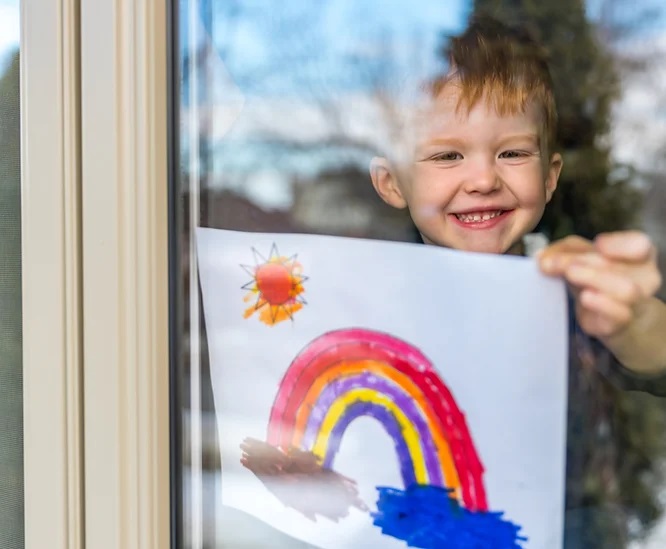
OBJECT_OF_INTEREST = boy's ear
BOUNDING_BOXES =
[545,152,563,203]
[369,156,408,209]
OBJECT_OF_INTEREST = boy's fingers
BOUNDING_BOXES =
[539,232,658,277]
[565,264,642,304]
[565,257,662,300]
[538,236,594,274]
[594,231,655,263]
[539,250,608,276]
[577,290,633,338]
[540,235,593,256]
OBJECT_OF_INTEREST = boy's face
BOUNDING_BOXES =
[371,85,562,254]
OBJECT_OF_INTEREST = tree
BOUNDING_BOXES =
[463,2,665,546]
[470,0,642,240]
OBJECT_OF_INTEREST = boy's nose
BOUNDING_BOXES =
[463,160,501,194]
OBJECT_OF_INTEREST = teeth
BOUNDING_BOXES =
[455,210,503,223]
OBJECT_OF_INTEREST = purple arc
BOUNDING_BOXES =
[300,373,444,487]
[323,400,418,488]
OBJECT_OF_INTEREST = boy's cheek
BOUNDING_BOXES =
[411,204,443,220]
[526,184,552,208]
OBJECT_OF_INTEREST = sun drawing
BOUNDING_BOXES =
[240,244,308,326]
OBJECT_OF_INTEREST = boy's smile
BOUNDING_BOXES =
[450,209,513,229]
[370,85,562,255]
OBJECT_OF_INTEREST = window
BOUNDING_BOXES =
[171,2,666,548]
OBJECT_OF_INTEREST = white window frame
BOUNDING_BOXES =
[22,0,84,547]
[22,0,171,547]
[79,0,170,547]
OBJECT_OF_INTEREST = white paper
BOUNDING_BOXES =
[196,227,568,549]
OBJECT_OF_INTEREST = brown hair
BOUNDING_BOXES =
[432,16,557,155]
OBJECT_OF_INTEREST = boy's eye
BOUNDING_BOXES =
[430,152,463,162]
[499,150,535,159]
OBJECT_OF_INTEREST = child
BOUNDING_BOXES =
[369,15,666,546]
[369,16,666,380]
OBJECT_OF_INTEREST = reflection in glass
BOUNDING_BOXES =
[172,1,666,547]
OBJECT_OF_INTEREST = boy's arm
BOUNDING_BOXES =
[538,231,666,376]
[600,296,666,375]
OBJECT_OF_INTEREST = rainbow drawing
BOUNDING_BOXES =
[268,327,486,509]
[241,328,525,548]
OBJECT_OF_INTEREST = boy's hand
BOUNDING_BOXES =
[537,231,662,340]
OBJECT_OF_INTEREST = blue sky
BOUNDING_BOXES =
[0,0,19,68]
[183,0,665,104]
[177,0,470,105]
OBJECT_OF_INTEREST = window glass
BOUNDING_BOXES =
[172,1,666,547]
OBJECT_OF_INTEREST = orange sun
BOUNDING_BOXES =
[241,244,308,326]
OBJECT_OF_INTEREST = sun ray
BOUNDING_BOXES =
[241,280,257,291]
[251,247,268,265]
[283,308,295,322]
[240,264,257,278]
[254,298,268,312]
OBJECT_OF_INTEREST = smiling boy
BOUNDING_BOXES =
[369,16,666,546]
[373,78,559,256]
[370,16,666,377]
